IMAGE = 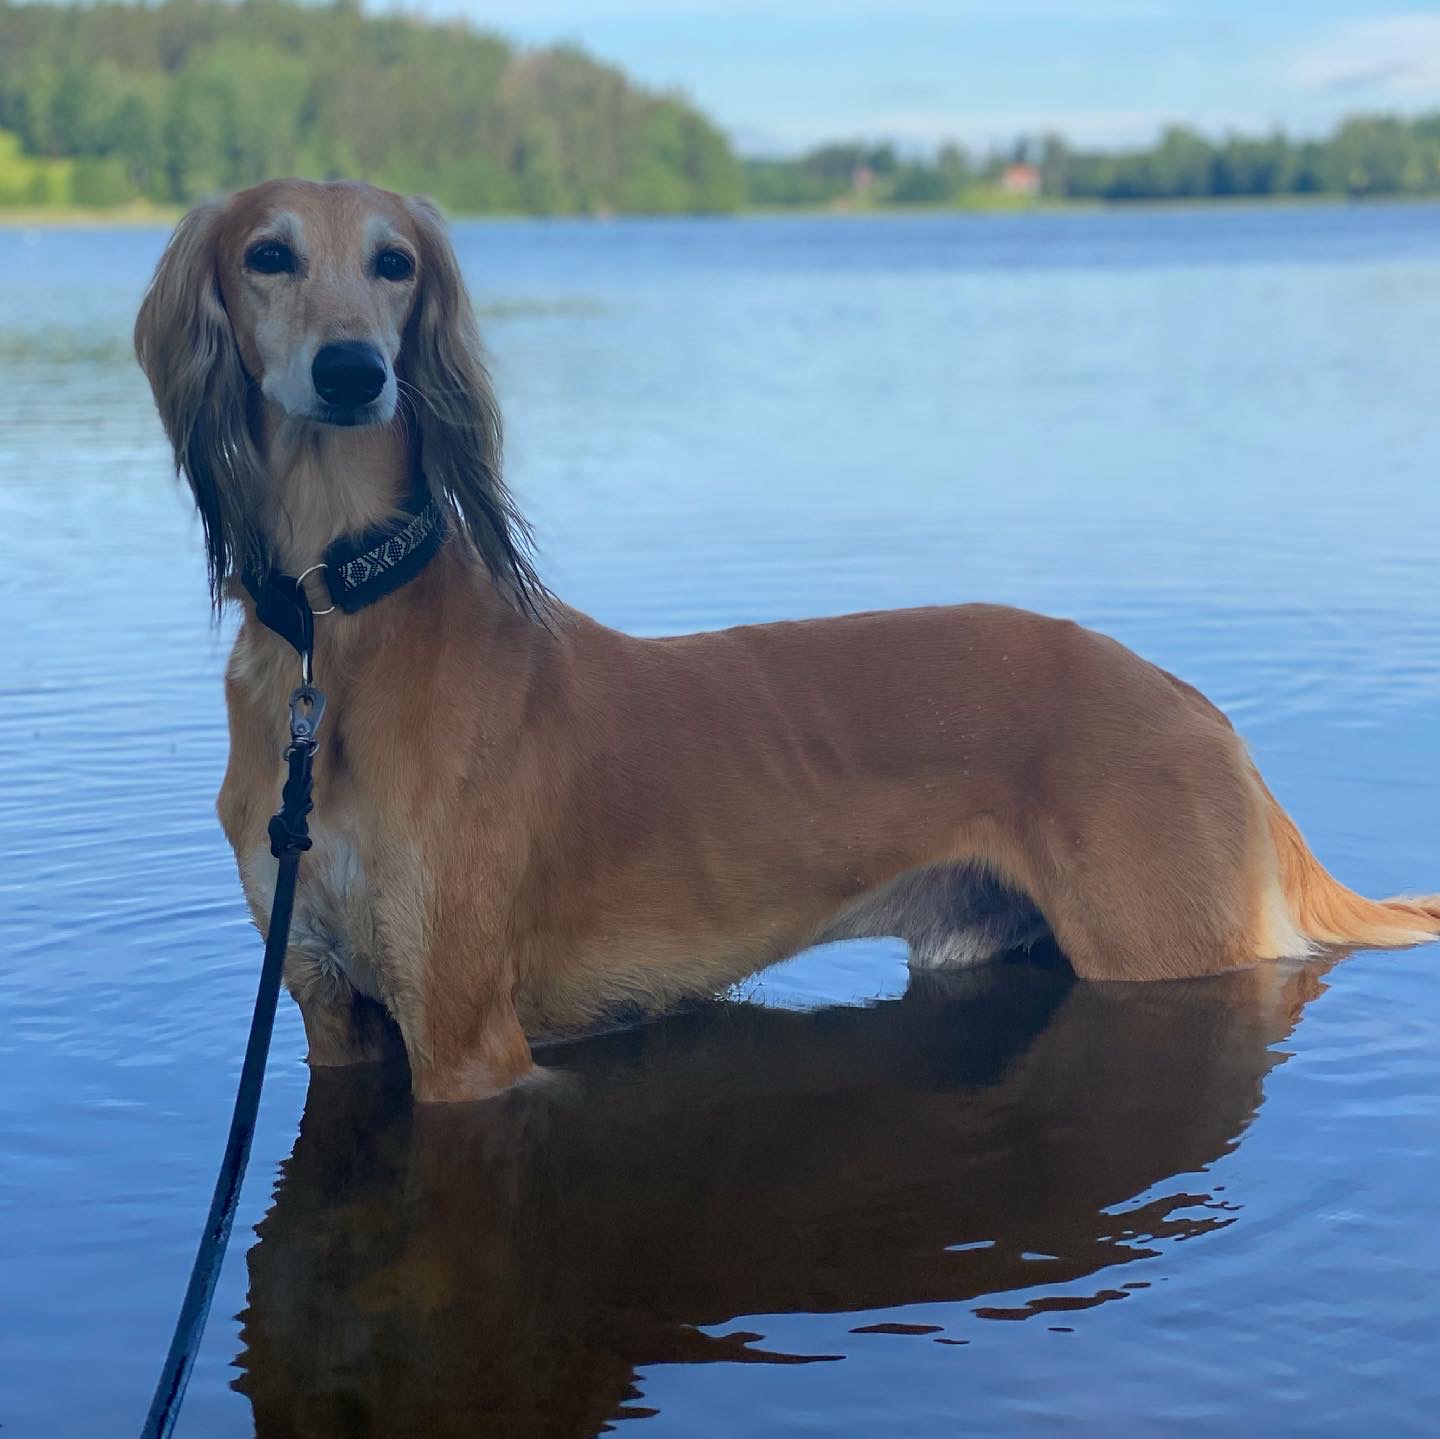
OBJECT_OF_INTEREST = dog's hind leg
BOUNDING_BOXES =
[1009,724,1261,981]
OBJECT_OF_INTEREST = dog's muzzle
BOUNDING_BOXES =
[312,342,388,414]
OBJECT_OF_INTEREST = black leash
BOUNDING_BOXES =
[140,681,326,1439]
[142,495,442,1435]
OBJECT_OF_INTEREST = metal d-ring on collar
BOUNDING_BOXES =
[239,484,447,681]
[294,563,337,616]
[292,565,334,686]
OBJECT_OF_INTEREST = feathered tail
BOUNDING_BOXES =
[1263,781,1440,950]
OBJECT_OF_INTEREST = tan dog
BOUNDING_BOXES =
[135,178,1440,1103]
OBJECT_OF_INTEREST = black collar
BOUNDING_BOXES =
[240,485,447,663]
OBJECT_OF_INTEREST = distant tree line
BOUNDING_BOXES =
[1039,117,1440,200]
[0,0,742,212]
[2,0,1439,215]
[748,116,1440,209]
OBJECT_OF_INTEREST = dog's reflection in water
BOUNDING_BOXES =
[234,952,1329,1438]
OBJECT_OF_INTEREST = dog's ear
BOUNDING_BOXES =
[403,196,547,618]
[135,198,264,607]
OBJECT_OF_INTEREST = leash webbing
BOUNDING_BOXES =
[140,684,325,1439]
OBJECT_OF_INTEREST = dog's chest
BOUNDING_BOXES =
[241,816,385,1002]
[228,629,390,1000]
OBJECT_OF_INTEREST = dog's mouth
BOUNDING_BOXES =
[311,398,390,428]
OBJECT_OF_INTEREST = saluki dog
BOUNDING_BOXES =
[136,179,1439,1103]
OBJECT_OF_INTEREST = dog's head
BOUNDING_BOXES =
[135,178,542,612]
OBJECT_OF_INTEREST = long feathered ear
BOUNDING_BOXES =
[134,199,265,608]
[403,196,548,617]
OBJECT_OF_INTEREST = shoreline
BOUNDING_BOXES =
[3,192,1438,229]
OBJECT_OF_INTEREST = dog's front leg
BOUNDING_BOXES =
[391,915,535,1103]
[286,952,406,1068]
[407,983,535,1104]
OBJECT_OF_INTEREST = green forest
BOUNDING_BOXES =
[0,0,741,212]
[2,0,1439,216]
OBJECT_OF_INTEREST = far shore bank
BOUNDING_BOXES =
[3,191,1439,229]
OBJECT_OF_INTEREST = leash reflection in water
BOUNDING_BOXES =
[233,956,1328,1437]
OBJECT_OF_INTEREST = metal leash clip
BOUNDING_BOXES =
[287,683,327,750]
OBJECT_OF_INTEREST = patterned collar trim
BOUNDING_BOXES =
[324,492,446,612]
[240,485,447,658]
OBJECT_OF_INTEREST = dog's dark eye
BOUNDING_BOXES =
[245,241,295,275]
[375,249,415,282]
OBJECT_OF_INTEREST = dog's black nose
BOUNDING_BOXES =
[312,342,387,408]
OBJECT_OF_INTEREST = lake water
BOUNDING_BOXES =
[3,203,1440,1437]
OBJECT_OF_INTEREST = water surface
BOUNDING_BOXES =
[2,204,1439,1436]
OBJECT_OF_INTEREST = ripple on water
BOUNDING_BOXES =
[3,206,1440,1437]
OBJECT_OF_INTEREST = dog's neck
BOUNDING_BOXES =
[257,403,415,574]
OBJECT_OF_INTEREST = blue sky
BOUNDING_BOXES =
[388,1,1440,153]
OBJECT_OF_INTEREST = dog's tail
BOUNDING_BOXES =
[1260,777,1440,951]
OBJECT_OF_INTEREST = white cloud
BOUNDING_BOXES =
[1290,14,1440,98]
